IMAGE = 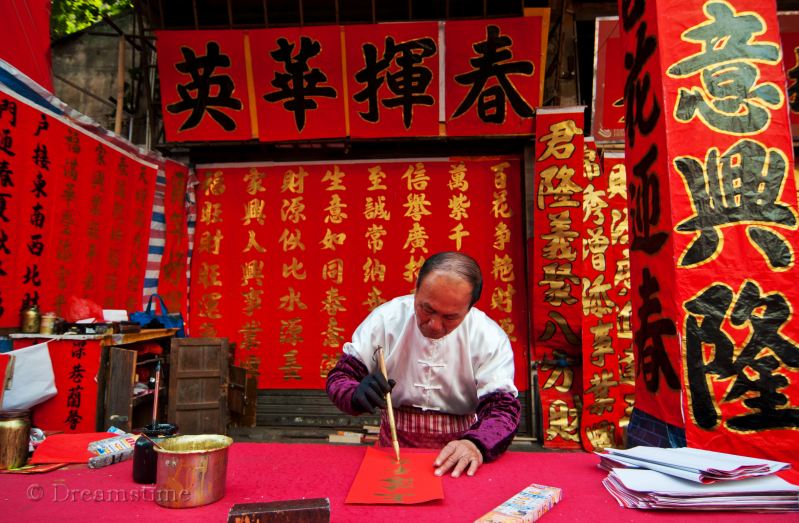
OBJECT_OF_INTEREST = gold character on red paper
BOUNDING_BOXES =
[201,202,223,225]
[321,287,347,315]
[362,258,386,283]
[494,222,511,250]
[242,287,264,316]
[492,161,510,189]
[320,229,346,250]
[279,287,308,311]
[279,228,306,251]
[608,164,627,199]
[448,223,470,250]
[243,230,266,253]
[583,184,607,226]
[244,167,266,195]
[589,320,614,366]
[322,165,346,190]
[587,370,619,415]
[242,198,266,226]
[537,165,581,210]
[546,400,580,442]
[537,120,583,161]
[322,258,344,285]
[242,260,265,286]
[281,167,308,194]
[199,263,222,288]
[198,292,223,319]
[448,193,471,220]
[323,317,345,348]
[491,284,515,313]
[324,194,348,224]
[367,165,388,190]
[492,189,512,219]
[491,254,515,282]
[584,226,609,271]
[364,196,391,220]
[539,261,579,306]
[403,193,432,221]
[365,224,387,253]
[582,275,614,318]
[199,229,224,254]
[320,353,340,379]
[610,209,629,246]
[404,222,429,253]
[363,286,387,311]
[402,162,429,190]
[202,170,226,195]
[586,421,616,451]
[279,318,304,345]
[498,318,518,342]
[281,196,307,223]
[238,320,263,351]
[280,349,302,380]
[403,255,425,283]
[282,257,307,280]
[448,162,469,191]
[584,146,600,181]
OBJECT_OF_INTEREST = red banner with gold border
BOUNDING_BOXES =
[345,22,440,138]
[579,148,634,452]
[190,158,528,391]
[622,0,799,475]
[531,107,585,448]
[250,26,346,142]
[445,17,543,137]
[156,30,254,143]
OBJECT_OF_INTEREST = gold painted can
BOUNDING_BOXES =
[39,312,57,335]
[154,435,233,508]
[0,409,31,469]
[20,305,41,334]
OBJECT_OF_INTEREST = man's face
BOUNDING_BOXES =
[414,271,473,339]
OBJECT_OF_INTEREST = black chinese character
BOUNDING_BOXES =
[20,291,39,312]
[0,161,12,188]
[72,341,86,359]
[0,228,8,255]
[685,281,799,431]
[95,143,106,165]
[30,203,45,229]
[23,264,40,286]
[27,233,44,256]
[451,25,534,124]
[34,114,49,137]
[675,139,795,269]
[67,384,83,408]
[619,0,645,32]
[0,192,9,222]
[33,144,50,171]
[629,144,667,254]
[667,3,781,135]
[166,42,243,132]
[1,129,15,157]
[634,267,679,393]
[31,172,46,198]
[623,22,659,147]
[69,363,85,383]
[0,100,17,127]
[263,36,336,131]
[64,409,83,430]
[353,36,436,128]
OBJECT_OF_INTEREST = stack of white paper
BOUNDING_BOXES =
[600,447,790,483]
[603,468,799,512]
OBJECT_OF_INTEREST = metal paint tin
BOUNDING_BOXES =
[0,409,31,469]
[154,434,233,508]
[39,313,57,335]
[20,305,40,334]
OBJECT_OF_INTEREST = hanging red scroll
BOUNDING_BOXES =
[779,12,799,140]
[530,107,585,448]
[156,30,254,143]
[189,158,528,391]
[445,16,544,137]
[621,0,799,474]
[250,26,346,142]
[591,17,625,144]
[345,22,440,138]
[579,146,634,452]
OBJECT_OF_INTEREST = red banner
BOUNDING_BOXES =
[250,26,346,142]
[579,148,634,452]
[0,0,52,91]
[622,0,799,472]
[530,107,585,448]
[345,22,440,138]
[156,30,254,143]
[591,17,625,144]
[157,15,548,143]
[156,160,191,322]
[190,158,528,390]
[0,86,159,326]
[779,12,799,140]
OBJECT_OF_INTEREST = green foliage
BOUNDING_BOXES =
[51,0,133,38]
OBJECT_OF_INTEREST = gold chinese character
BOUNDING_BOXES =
[322,317,345,347]
[365,224,387,253]
[492,189,512,218]
[363,286,387,311]
[608,163,627,199]
[324,194,348,224]
[537,120,583,161]
[199,229,224,255]
[403,193,432,221]
[403,255,425,283]
[491,254,515,282]
[244,167,266,195]
[494,222,511,250]
[619,343,635,385]
[617,299,633,340]
[279,228,306,251]
[586,369,619,415]
[243,230,266,253]
[202,170,225,195]
[584,226,609,271]
[242,287,264,316]
[282,257,307,280]
[280,349,302,380]
[491,284,515,313]
[448,222,470,250]
[321,287,347,316]
[492,161,510,189]
[201,202,223,224]
[582,275,614,318]
[586,421,616,451]
[614,251,630,296]
[589,320,614,367]
[242,198,266,226]
[322,258,344,284]
[242,260,265,286]
[546,399,579,442]
[239,320,263,351]
[197,322,218,337]
[281,196,306,223]
[368,165,387,190]
[537,165,581,210]
[320,228,346,250]
[542,211,578,261]
[281,167,308,194]
[448,193,471,220]
[198,292,223,319]
[279,319,304,345]
[611,209,629,246]
[199,263,222,288]
[322,165,346,190]
[320,353,340,379]
[539,261,579,306]
[583,184,607,226]
[364,195,391,220]
[448,162,469,191]
[363,257,386,283]
[498,318,517,342]
[402,162,429,190]
[584,146,600,181]
[404,222,429,253]
[279,287,308,311]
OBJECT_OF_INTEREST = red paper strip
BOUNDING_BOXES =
[345,447,443,504]
[591,17,625,144]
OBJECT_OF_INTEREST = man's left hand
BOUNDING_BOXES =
[433,439,483,478]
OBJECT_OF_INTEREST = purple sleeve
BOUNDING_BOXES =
[325,353,370,416]
[460,391,521,462]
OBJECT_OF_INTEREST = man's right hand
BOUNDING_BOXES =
[352,372,395,414]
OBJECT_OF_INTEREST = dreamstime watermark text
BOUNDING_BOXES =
[26,482,191,503]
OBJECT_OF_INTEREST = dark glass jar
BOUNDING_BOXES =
[132,423,177,484]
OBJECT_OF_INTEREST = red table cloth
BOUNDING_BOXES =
[2,442,796,522]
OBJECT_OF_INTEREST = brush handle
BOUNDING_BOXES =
[377,347,400,462]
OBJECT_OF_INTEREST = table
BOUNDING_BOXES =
[2,443,796,522]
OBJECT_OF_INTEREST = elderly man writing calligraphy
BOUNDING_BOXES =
[326,251,520,477]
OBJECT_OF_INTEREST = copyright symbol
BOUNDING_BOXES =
[27,484,44,501]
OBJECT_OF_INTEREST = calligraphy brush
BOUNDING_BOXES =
[377,346,400,463]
